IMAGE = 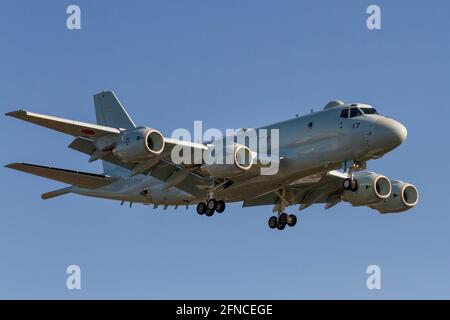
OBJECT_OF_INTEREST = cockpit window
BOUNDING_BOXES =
[340,109,349,118]
[360,107,378,115]
[350,107,362,118]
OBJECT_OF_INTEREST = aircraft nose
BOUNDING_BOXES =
[371,117,407,151]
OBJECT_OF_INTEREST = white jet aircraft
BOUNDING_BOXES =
[5,91,419,230]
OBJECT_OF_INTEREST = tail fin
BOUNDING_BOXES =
[94,91,136,129]
[93,91,136,175]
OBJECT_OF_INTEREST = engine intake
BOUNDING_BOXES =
[113,127,165,162]
[201,144,254,177]
[370,181,419,213]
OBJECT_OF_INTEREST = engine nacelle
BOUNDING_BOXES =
[201,143,254,177]
[370,181,419,213]
[113,127,165,162]
[342,172,392,206]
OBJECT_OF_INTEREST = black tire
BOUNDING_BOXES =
[196,202,206,215]
[268,216,278,229]
[216,200,226,213]
[279,213,288,224]
[277,221,286,230]
[343,178,352,190]
[287,214,297,227]
[350,180,359,192]
[207,199,217,210]
[205,208,215,217]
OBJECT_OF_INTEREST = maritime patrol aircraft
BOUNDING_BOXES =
[5,91,419,230]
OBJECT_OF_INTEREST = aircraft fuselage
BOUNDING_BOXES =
[72,102,407,206]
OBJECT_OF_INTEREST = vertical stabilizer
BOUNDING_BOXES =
[93,91,136,175]
[94,91,136,129]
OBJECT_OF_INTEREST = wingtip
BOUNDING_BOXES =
[5,109,27,117]
[4,162,20,169]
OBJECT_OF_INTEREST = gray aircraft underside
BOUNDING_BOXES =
[5,91,419,229]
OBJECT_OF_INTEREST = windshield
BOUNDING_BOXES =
[360,107,378,115]
[350,107,362,118]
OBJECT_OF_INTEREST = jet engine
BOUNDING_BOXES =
[201,143,254,177]
[342,172,392,206]
[113,127,165,162]
[370,181,419,213]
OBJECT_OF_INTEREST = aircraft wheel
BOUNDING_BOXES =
[277,220,286,230]
[343,178,352,190]
[207,199,217,211]
[216,200,226,213]
[268,216,278,229]
[196,202,207,215]
[287,214,297,227]
[279,212,288,225]
[205,208,215,217]
[343,178,358,192]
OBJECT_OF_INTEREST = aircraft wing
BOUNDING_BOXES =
[6,108,208,174]
[243,170,347,211]
[5,109,121,138]
[5,107,257,198]
[6,109,207,148]
[5,162,118,189]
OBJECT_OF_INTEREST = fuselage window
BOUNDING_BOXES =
[340,109,349,118]
[350,108,362,118]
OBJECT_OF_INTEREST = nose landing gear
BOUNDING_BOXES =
[343,178,358,191]
[342,160,365,192]
[268,212,297,231]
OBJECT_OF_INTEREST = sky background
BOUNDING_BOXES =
[0,0,449,299]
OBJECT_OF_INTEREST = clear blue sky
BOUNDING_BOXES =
[0,0,449,299]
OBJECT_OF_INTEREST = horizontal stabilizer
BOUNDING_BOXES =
[68,137,96,155]
[5,109,120,138]
[5,163,118,189]
[68,137,134,172]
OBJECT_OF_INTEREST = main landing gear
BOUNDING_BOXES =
[268,212,297,231]
[196,199,226,217]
